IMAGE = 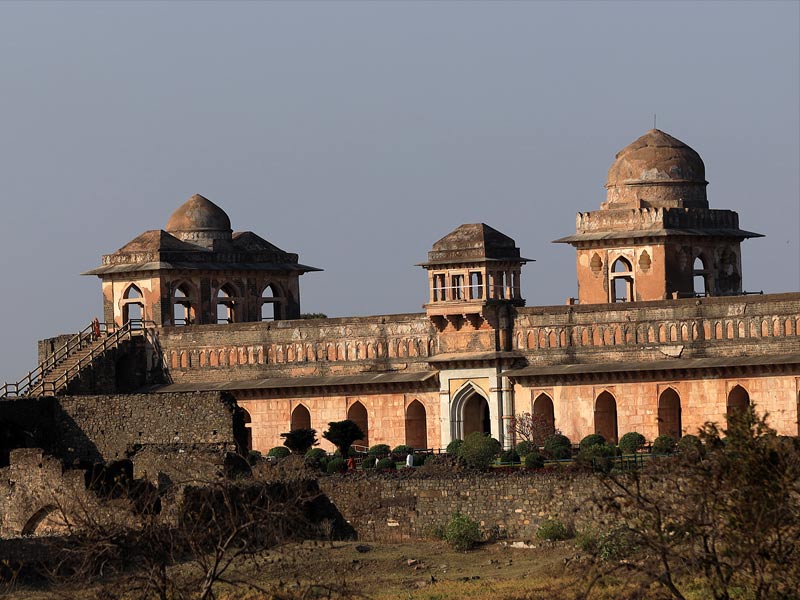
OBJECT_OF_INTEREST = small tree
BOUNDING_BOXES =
[459,432,500,470]
[280,428,318,454]
[507,412,559,445]
[322,420,365,457]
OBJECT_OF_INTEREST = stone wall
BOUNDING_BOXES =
[319,471,601,542]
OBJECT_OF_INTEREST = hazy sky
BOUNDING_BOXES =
[0,1,798,385]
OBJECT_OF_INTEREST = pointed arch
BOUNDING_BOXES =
[405,400,427,449]
[261,283,283,321]
[610,257,634,303]
[347,401,368,448]
[532,393,555,438]
[594,391,618,443]
[171,280,197,326]
[291,404,311,431]
[693,255,709,296]
[121,284,144,325]
[727,385,750,419]
[658,388,682,439]
[450,382,491,441]
[215,282,240,324]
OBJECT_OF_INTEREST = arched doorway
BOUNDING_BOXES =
[233,407,252,454]
[291,404,311,430]
[658,388,682,439]
[532,393,556,440]
[594,391,618,443]
[405,400,427,449]
[727,385,750,419]
[347,401,368,448]
[122,284,144,326]
[463,393,491,437]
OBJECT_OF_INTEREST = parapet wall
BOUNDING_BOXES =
[514,293,800,364]
[157,313,437,384]
[319,471,601,542]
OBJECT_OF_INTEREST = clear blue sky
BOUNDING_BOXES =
[0,1,798,384]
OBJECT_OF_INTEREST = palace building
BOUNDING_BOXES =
[7,129,800,456]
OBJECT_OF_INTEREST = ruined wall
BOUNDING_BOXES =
[319,471,601,542]
[157,313,437,383]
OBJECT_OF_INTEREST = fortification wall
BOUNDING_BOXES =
[513,293,800,363]
[156,313,436,384]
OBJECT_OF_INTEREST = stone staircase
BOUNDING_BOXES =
[1,321,154,398]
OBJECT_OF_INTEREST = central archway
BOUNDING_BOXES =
[450,383,492,440]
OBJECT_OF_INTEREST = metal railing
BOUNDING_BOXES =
[1,320,156,398]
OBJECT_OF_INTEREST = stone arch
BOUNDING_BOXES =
[347,401,369,448]
[450,382,491,441]
[594,391,618,444]
[215,282,240,324]
[405,400,427,450]
[260,283,283,321]
[234,406,252,453]
[658,388,682,439]
[727,385,750,419]
[291,404,311,431]
[610,256,634,302]
[532,393,555,439]
[121,284,144,325]
[171,280,198,326]
[21,505,67,537]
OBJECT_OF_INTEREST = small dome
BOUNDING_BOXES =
[604,129,708,209]
[166,194,232,234]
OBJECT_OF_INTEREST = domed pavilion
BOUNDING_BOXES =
[555,130,761,303]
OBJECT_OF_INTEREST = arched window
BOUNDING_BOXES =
[693,256,709,297]
[532,393,556,439]
[172,282,195,326]
[405,400,427,449]
[347,401,369,448]
[594,391,618,443]
[610,258,634,303]
[122,284,144,326]
[291,404,311,430]
[216,284,238,324]
[658,388,682,439]
[727,385,750,419]
[261,284,282,321]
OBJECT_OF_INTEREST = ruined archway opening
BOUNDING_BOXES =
[594,391,618,444]
[347,402,369,448]
[233,407,252,454]
[658,388,682,439]
[693,256,709,297]
[21,505,67,537]
[405,400,427,450]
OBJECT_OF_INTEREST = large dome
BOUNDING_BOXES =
[603,129,708,209]
[165,194,232,248]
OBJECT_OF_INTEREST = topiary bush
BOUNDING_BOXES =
[362,456,378,469]
[618,432,646,455]
[536,519,573,541]
[676,434,703,456]
[459,432,501,470]
[375,457,396,470]
[326,457,346,474]
[515,440,536,457]
[652,434,677,455]
[368,444,391,457]
[267,446,291,459]
[411,453,427,467]
[304,448,328,470]
[391,445,412,456]
[543,434,572,459]
[443,512,482,551]
[580,433,606,450]
[524,452,545,469]
[446,439,464,455]
[500,449,520,464]
[576,443,617,473]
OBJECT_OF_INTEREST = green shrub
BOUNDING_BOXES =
[362,456,378,469]
[459,432,501,470]
[618,432,646,455]
[576,443,617,473]
[304,448,328,470]
[543,434,572,459]
[580,433,606,450]
[524,452,545,469]
[575,529,599,554]
[412,453,427,467]
[375,457,396,470]
[515,440,536,457]
[280,428,318,454]
[596,526,638,561]
[652,434,677,455]
[333,447,358,458]
[443,512,482,551]
[391,444,412,456]
[367,444,391,456]
[446,439,464,455]
[326,457,346,474]
[267,446,291,459]
[500,449,520,464]
[676,434,703,456]
[536,519,572,541]
[246,450,263,465]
